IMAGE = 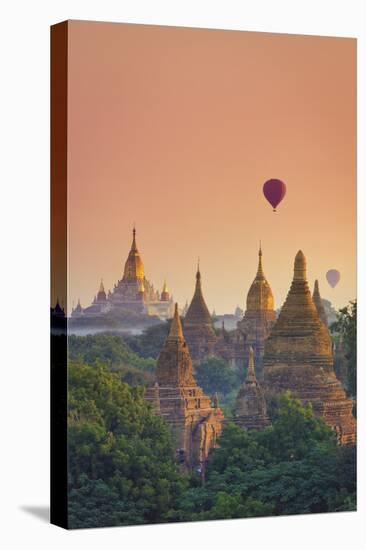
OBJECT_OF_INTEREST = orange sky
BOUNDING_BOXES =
[67,20,356,315]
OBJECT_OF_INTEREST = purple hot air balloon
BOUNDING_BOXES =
[326,269,340,288]
[263,179,287,212]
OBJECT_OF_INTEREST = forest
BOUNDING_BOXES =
[67,301,356,528]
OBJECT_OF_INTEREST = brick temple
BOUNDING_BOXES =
[145,303,224,471]
[234,346,270,431]
[263,250,356,445]
[183,264,217,362]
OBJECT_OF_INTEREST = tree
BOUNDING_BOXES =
[125,321,170,359]
[68,361,187,528]
[173,394,355,520]
[68,334,155,386]
[330,300,357,396]
[194,357,239,396]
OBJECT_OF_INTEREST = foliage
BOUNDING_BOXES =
[68,333,155,386]
[194,357,239,396]
[68,361,187,528]
[125,321,170,359]
[330,300,357,396]
[169,394,356,521]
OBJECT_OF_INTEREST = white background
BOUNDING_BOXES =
[0,1,365,549]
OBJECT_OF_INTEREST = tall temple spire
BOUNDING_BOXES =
[312,279,328,327]
[156,303,195,387]
[234,345,270,431]
[123,225,145,281]
[257,242,264,278]
[246,244,274,311]
[168,303,184,342]
[131,225,137,251]
[99,278,105,293]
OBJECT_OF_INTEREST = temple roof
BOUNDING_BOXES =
[97,278,107,301]
[167,303,184,342]
[156,302,196,387]
[122,227,145,281]
[263,250,333,367]
[184,264,215,333]
[246,245,274,312]
[312,279,328,327]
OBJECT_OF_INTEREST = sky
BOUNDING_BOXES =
[66,20,356,315]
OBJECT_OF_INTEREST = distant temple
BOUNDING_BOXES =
[236,245,277,367]
[71,227,174,321]
[263,250,356,445]
[214,245,277,369]
[145,304,224,471]
[234,347,270,431]
[183,263,217,362]
[312,279,328,328]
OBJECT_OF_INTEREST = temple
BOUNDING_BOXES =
[234,347,270,431]
[214,245,276,369]
[71,227,174,320]
[145,304,224,471]
[312,279,328,327]
[183,263,217,361]
[263,250,356,445]
[236,244,277,367]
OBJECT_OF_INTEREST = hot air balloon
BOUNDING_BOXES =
[326,269,340,288]
[263,179,286,212]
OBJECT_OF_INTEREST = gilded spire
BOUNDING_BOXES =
[131,225,137,252]
[162,279,168,293]
[246,244,274,312]
[167,303,184,341]
[257,242,264,279]
[123,226,145,281]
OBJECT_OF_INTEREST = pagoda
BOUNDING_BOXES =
[263,250,356,445]
[312,279,328,327]
[234,347,270,431]
[72,227,174,320]
[236,244,277,368]
[145,304,224,470]
[183,263,217,362]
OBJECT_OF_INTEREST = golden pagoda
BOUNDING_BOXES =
[146,304,224,470]
[237,245,277,367]
[183,262,217,361]
[122,227,145,281]
[263,250,356,445]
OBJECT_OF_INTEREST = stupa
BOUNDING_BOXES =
[263,250,356,445]
[312,279,328,327]
[145,304,224,470]
[234,347,270,431]
[237,245,277,367]
[184,263,217,361]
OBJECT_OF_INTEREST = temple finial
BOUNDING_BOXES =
[99,278,105,292]
[256,243,264,278]
[294,250,306,281]
[168,303,184,341]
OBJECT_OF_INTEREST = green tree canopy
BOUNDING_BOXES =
[330,300,357,397]
[68,361,187,528]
